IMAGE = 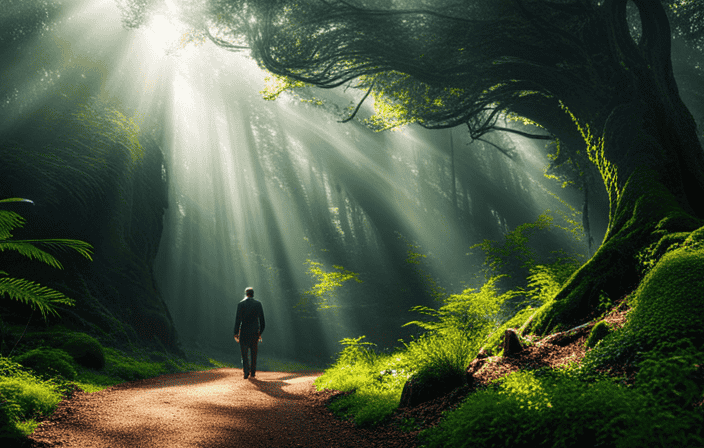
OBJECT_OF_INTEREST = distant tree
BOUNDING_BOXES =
[120,0,704,332]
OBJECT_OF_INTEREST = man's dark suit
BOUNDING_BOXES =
[234,296,265,378]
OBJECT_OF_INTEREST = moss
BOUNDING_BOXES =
[626,244,704,347]
[585,321,612,349]
[59,333,105,370]
[531,168,703,334]
[13,348,77,380]
[583,241,704,373]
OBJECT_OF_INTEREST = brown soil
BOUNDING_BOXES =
[28,370,418,448]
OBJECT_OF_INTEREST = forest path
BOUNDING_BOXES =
[28,369,417,448]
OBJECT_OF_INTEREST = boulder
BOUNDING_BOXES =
[399,370,466,408]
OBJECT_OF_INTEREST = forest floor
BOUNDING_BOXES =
[26,305,630,448]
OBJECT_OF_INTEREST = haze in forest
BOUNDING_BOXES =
[1,0,604,366]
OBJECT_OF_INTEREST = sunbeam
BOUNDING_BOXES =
[1,0,589,367]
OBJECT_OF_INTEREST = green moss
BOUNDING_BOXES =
[627,244,704,347]
[59,333,105,370]
[531,168,703,334]
[420,369,665,448]
[14,348,77,380]
[585,321,612,349]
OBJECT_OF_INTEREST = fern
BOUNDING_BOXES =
[0,272,75,318]
[0,240,93,269]
[0,198,93,319]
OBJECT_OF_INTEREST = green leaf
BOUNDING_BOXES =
[0,241,66,269]
[0,210,25,240]
[0,274,75,319]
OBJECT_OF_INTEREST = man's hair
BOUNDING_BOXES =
[245,287,254,297]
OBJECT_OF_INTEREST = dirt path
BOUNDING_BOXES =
[28,369,418,448]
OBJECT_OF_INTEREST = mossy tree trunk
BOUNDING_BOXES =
[531,0,704,333]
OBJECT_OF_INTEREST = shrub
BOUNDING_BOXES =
[0,376,61,421]
[585,320,612,349]
[14,348,76,380]
[60,332,105,370]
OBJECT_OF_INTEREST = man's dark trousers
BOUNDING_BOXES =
[240,339,258,378]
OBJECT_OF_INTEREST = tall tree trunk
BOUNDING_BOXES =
[531,0,704,333]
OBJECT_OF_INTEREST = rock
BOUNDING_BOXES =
[399,370,466,408]
[503,328,523,357]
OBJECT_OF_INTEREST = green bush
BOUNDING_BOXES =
[14,348,77,380]
[0,376,61,421]
[585,321,612,349]
[420,369,701,448]
[60,332,105,370]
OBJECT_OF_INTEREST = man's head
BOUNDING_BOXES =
[245,287,254,298]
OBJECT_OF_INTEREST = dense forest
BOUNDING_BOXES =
[1,0,704,446]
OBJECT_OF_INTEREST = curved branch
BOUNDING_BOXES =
[338,81,375,123]
[492,126,554,140]
[475,137,515,160]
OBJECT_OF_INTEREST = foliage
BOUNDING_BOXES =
[471,212,584,296]
[296,260,363,313]
[402,328,477,387]
[524,257,582,306]
[0,198,93,319]
[315,274,510,425]
[420,368,702,448]
[0,342,233,438]
[404,276,515,337]
[401,236,446,303]
[625,241,704,348]
[0,356,62,437]
[315,336,409,426]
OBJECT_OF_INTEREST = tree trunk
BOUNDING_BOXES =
[531,0,704,333]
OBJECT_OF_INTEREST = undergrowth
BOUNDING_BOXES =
[420,366,702,448]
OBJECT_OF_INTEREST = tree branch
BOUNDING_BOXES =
[339,81,375,123]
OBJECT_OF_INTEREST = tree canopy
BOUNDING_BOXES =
[118,0,704,333]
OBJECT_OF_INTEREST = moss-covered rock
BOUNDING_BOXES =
[626,244,704,347]
[585,321,612,348]
[14,348,77,380]
[59,332,105,370]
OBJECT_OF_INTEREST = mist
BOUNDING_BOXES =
[0,0,602,368]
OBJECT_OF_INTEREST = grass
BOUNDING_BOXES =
[314,327,481,427]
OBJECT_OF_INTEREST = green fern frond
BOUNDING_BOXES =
[0,210,25,240]
[0,241,65,269]
[20,239,93,262]
[0,239,93,269]
[0,273,75,319]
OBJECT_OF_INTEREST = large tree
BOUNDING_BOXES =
[121,0,704,333]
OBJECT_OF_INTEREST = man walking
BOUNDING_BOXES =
[234,287,265,379]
